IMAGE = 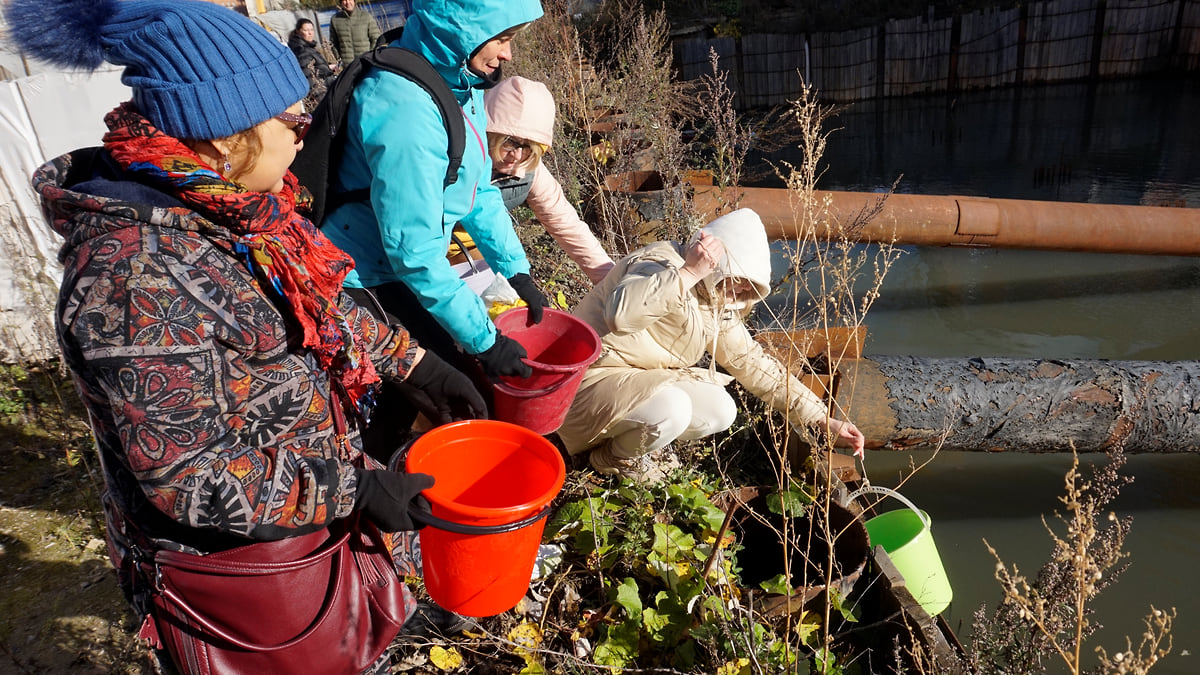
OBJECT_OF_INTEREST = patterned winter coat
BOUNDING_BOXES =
[34,149,417,553]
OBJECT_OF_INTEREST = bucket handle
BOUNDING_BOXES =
[407,502,554,535]
[846,485,930,529]
[494,376,568,398]
[520,357,582,374]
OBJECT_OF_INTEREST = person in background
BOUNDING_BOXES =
[558,208,866,483]
[484,76,615,285]
[4,0,484,670]
[329,0,382,64]
[323,0,547,391]
[288,18,337,96]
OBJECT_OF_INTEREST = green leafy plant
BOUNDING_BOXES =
[0,364,29,418]
[545,476,789,671]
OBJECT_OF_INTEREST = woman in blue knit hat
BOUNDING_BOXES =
[4,0,484,671]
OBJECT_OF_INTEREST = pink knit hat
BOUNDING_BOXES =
[484,76,555,148]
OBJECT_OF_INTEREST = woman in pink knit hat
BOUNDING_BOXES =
[484,76,616,285]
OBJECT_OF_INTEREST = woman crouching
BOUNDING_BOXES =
[557,209,865,483]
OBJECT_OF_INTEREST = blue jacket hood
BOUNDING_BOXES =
[399,0,543,92]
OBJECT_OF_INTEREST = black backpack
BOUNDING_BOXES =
[292,33,464,225]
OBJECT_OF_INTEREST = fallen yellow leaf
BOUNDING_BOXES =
[429,645,463,671]
[507,621,543,652]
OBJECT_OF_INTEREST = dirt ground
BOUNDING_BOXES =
[0,366,156,674]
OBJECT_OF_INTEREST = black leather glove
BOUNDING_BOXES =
[507,273,549,324]
[473,331,532,378]
[354,469,434,532]
[396,351,487,424]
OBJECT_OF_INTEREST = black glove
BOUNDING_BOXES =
[474,331,532,378]
[507,273,549,324]
[354,468,435,532]
[396,351,487,424]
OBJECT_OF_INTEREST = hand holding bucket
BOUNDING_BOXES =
[405,420,566,618]
[490,307,601,434]
[847,484,953,616]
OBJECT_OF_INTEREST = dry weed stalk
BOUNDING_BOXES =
[969,448,1175,675]
[1093,607,1175,675]
[718,80,899,672]
[511,0,694,276]
[693,47,753,192]
[769,81,900,441]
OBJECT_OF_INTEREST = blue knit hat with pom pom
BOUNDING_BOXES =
[3,0,309,140]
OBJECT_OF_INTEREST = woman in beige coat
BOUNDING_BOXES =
[557,208,865,482]
[485,76,615,284]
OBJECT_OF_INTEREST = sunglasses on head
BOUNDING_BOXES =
[275,111,312,141]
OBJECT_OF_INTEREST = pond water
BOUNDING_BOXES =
[751,75,1200,670]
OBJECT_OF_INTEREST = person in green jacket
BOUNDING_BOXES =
[329,0,381,63]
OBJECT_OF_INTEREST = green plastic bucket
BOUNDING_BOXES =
[849,485,953,616]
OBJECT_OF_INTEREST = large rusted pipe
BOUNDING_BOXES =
[691,185,1200,256]
[830,356,1200,453]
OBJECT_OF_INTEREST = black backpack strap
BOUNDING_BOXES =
[375,25,403,49]
[362,47,464,189]
[292,45,464,225]
[291,53,370,223]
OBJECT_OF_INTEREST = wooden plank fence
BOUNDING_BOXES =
[881,15,948,97]
[1024,0,1096,82]
[1100,0,1181,76]
[957,7,1022,90]
[809,27,878,101]
[673,0,1200,105]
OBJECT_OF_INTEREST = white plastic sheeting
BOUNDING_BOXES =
[0,67,129,363]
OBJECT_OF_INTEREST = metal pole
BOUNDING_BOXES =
[692,185,1200,257]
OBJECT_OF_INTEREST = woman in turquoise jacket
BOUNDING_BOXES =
[323,0,546,385]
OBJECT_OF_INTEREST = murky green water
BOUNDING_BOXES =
[753,76,1200,670]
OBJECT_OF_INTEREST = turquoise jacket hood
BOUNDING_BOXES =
[400,0,543,95]
[323,0,543,355]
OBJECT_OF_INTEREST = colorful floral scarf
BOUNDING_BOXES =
[102,103,379,416]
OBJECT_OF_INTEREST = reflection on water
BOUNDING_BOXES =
[858,246,1200,361]
[864,451,1200,672]
[753,77,1200,669]
[763,246,1200,361]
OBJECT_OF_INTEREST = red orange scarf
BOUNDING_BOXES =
[102,103,379,415]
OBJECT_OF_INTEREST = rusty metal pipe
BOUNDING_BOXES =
[692,186,1200,256]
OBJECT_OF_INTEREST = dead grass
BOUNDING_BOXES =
[0,365,153,675]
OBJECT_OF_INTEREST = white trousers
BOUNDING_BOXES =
[599,380,738,459]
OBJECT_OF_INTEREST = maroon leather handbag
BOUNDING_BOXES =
[136,517,411,675]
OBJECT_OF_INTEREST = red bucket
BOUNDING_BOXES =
[406,420,565,617]
[491,307,601,434]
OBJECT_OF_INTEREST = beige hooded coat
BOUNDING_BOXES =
[485,77,614,284]
[557,209,828,454]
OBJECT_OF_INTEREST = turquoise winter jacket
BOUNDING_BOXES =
[323,0,543,355]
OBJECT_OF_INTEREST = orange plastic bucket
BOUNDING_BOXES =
[405,420,566,617]
[491,307,601,434]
